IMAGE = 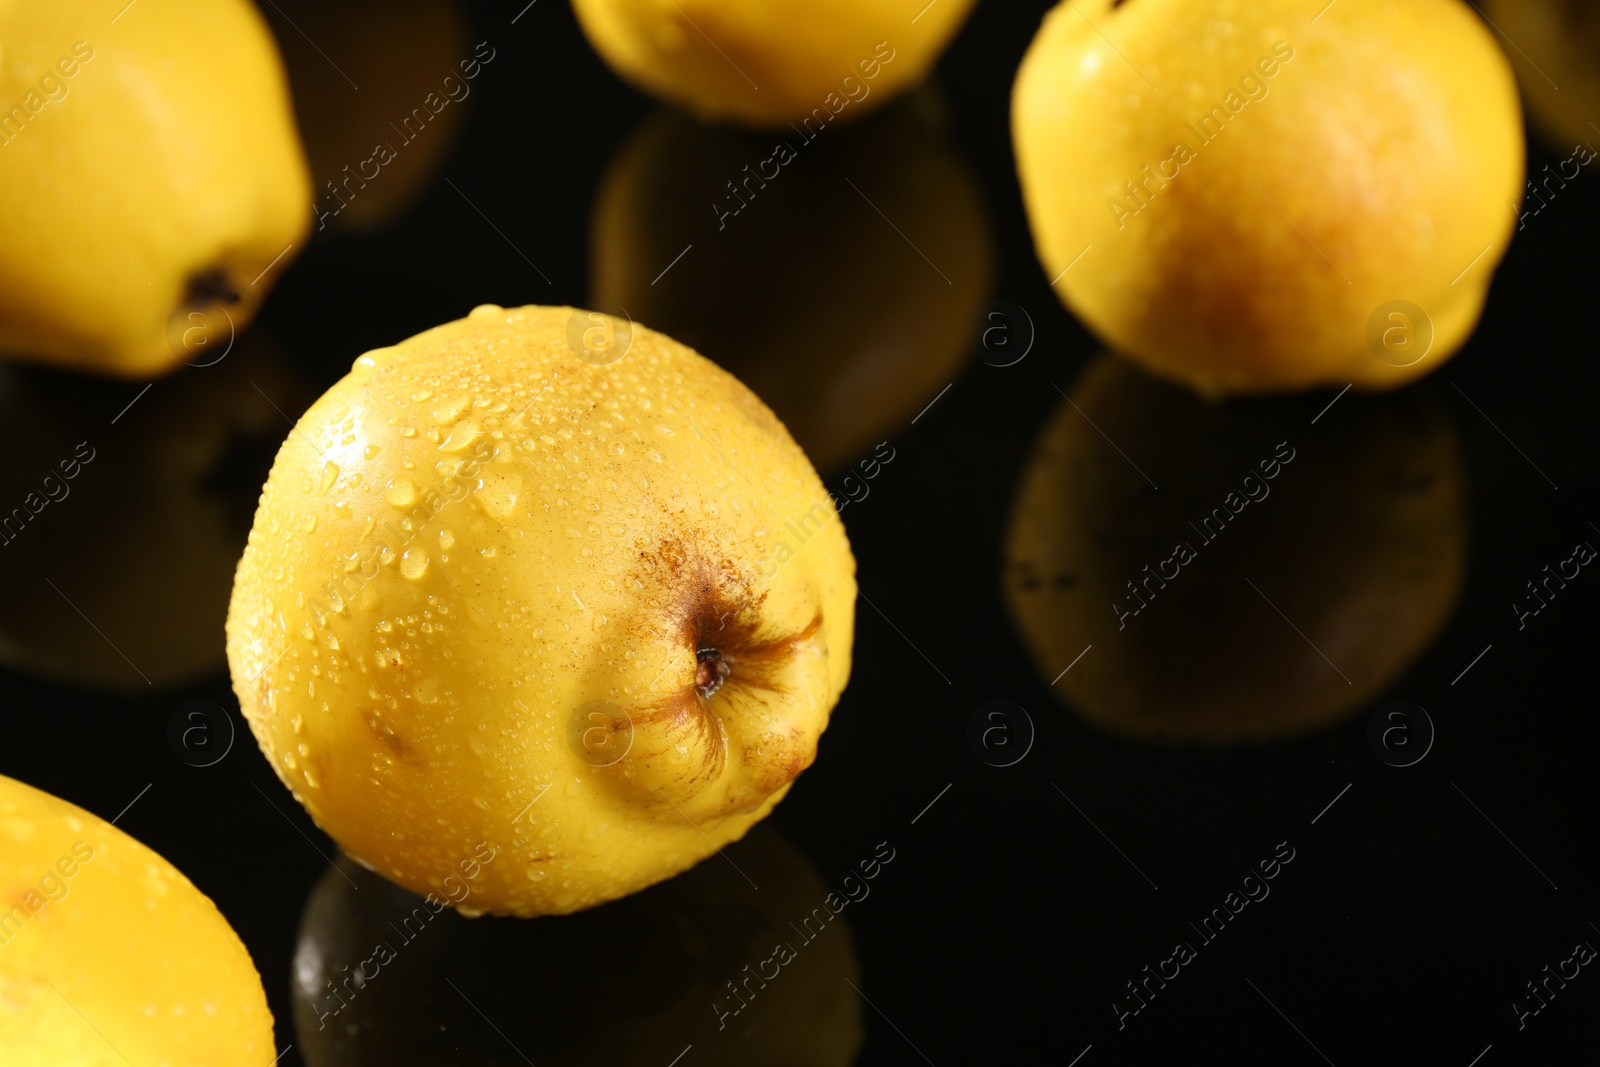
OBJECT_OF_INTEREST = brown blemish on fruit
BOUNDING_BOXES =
[364,709,421,767]
[616,535,824,808]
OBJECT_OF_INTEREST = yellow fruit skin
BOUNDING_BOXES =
[0,774,274,1065]
[226,305,856,917]
[0,0,310,377]
[571,0,977,128]
[590,92,995,473]
[1481,0,1600,151]
[1012,0,1524,395]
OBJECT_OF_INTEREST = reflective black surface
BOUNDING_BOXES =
[3,2,1599,1064]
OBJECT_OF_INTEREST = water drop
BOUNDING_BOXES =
[401,548,430,581]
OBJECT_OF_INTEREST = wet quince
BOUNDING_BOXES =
[0,774,274,1065]
[1013,0,1524,394]
[571,0,977,128]
[0,0,309,377]
[226,305,856,916]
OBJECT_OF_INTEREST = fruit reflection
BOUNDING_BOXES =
[1003,357,1468,742]
[1481,0,1600,151]
[0,337,308,690]
[591,91,994,474]
[293,828,863,1066]
[264,0,472,232]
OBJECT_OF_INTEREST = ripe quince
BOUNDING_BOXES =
[226,305,856,916]
[0,774,274,1065]
[0,0,309,377]
[1013,0,1524,394]
[571,0,977,128]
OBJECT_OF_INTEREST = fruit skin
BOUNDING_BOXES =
[1003,357,1466,742]
[226,304,856,917]
[590,90,994,473]
[0,774,274,1065]
[571,0,976,129]
[1481,0,1600,151]
[291,829,863,1065]
[0,337,308,690]
[0,0,310,378]
[263,0,470,232]
[1012,0,1524,395]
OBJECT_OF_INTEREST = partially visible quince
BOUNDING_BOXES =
[0,0,309,377]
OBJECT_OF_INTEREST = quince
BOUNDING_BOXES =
[0,0,309,377]
[226,305,856,916]
[1012,0,1524,394]
[571,0,977,128]
[0,774,274,1065]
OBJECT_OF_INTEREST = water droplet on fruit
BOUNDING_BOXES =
[476,470,521,520]
[318,462,339,494]
[364,444,381,460]
[387,477,418,508]
[401,548,429,581]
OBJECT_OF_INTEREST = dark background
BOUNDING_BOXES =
[3,1,1597,1063]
